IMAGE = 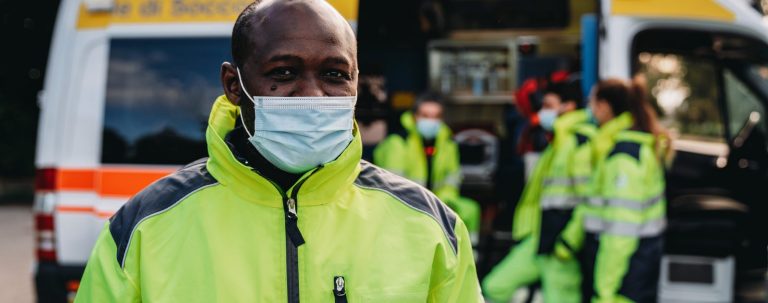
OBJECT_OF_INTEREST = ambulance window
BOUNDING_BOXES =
[724,68,767,138]
[101,38,230,164]
[636,53,725,142]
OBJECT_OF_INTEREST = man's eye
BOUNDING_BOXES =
[323,70,351,81]
[268,68,296,81]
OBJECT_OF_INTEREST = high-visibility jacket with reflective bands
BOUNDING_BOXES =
[373,112,480,236]
[512,109,596,247]
[373,111,462,201]
[74,96,482,303]
[538,110,596,254]
[580,112,666,303]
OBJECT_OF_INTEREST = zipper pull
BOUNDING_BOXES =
[287,198,297,218]
[333,276,347,303]
[284,198,305,247]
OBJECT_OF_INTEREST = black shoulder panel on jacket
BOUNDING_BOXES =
[109,158,217,268]
[354,161,458,254]
[575,133,590,147]
[608,141,642,161]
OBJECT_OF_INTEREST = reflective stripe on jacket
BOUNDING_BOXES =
[75,96,483,303]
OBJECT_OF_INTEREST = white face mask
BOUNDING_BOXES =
[237,68,356,173]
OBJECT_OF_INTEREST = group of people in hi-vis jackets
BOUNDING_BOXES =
[371,75,669,303]
[483,77,669,303]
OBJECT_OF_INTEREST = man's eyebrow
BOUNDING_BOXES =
[322,56,351,66]
[267,54,303,63]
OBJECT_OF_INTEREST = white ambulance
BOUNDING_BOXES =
[33,0,358,301]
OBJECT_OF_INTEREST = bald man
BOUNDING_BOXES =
[74,1,482,302]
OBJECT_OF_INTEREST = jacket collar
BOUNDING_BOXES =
[205,95,362,208]
[594,112,634,160]
[553,109,595,147]
[554,109,593,131]
[603,111,634,134]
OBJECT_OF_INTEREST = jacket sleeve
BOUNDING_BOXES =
[428,218,484,303]
[592,154,646,303]
[512,146,552,240]
[74,223,140,303]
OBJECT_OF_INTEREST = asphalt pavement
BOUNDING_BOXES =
[0,205,34,303]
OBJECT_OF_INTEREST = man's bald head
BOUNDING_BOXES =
[231,0,357,68]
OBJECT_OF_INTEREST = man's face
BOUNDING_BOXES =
[221,0,358,130]
[415,101,443,122]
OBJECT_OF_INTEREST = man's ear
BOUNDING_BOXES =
[221,62,241,105]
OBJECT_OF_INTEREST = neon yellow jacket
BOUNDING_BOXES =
[75,96,482,303]
[512,110,596,242]
[582,112,667,303]
[373,112,462,202]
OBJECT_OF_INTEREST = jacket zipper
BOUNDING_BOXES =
[248,164,320,303]
[284,195,303,303]
[283,170,320,303]
[333,276,348,303]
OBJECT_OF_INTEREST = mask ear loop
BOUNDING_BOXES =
[236,67,255,139]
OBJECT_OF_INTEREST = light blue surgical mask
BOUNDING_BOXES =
[538,109,558,131]
[237,68,356,173]
[416,118,442,140]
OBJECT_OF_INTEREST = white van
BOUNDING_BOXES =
[33,0,358,301]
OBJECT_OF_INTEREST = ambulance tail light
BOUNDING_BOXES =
[35,168,57,191]
[34,168,58,262]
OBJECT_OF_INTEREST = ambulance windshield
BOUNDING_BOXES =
[101,37,230,165]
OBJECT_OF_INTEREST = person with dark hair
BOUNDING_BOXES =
[517,74,577,179]
[580,78,668,303]
[74,1,483,302]
[374,92,482,245]
[483,76,594,303]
